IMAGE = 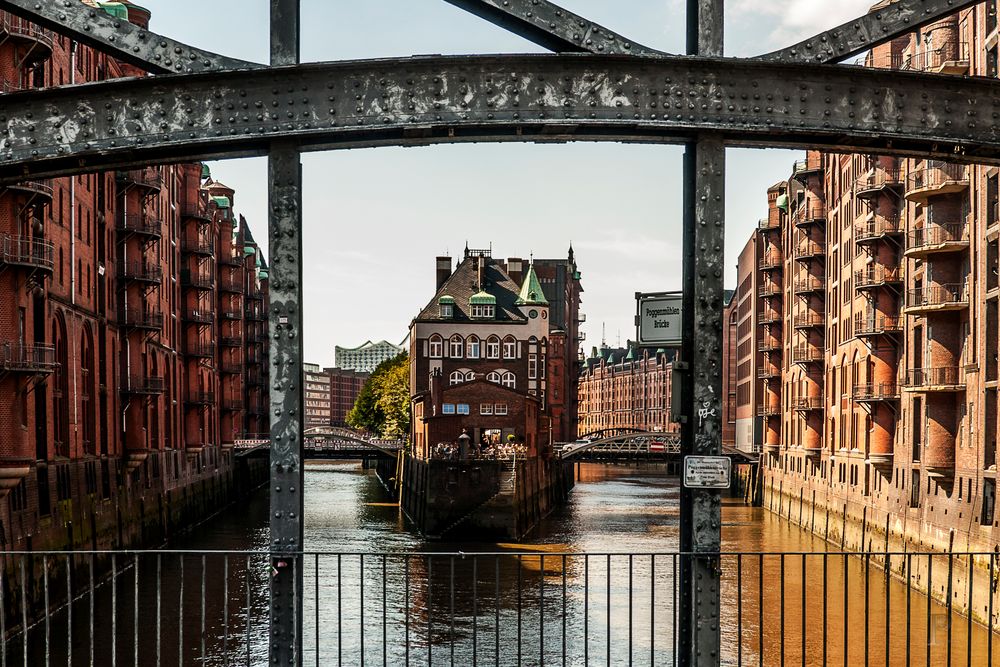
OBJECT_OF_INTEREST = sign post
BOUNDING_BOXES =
[636,291,684,347]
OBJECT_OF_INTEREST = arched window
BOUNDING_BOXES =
[486,336,501,359]
[502,372,516,389]
[429,335,443,358]
[449,370,465,386]
[487,371,501,384]
[466,371,476,382]
[502,336,517,359]
[449,335,464,358]
[466,335,480,359]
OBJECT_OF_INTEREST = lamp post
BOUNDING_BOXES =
[458,430,471,461]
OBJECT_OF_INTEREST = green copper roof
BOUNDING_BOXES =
[212,195,231,209]
[258,269,269,279]
[469,291,496,305]
[255,255,262,268]
[606,351,615,364]
[515,264,548,306]
[656,348,667,355]
[201,164,211,180]
[438,295,456,305]
[98,2,129,19]
[776,193,789,211]
[625,348,635,361]
[244,246,256,256]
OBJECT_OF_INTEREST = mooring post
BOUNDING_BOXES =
[268,0,304,665]
[679,1,724,666]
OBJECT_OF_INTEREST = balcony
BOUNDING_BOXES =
[905,163,969,203]
[183,309,214,325]
[116,214,162,238]
[757,404,781,417]
[758,217,780,233]
[905,367,965,392]
[793,276,824,295]
[854,314,903,339]
[794,240,825,261]
[219,251,242,266]
[181,237,215,257]
[792,396,823,412]
[904,283,969,315]
[853,168,903,200]
[855,265,903,291]
[121,375,165,396]
[4,179,53,203]
[245,306,266,321]
[248,331,267,343]
[791,156,823,182]
[758,365,781,380]
[120,308,164,332]
[221,336,242,348]
[758,309,782,325]
[118,168,163,192]
[899,42,969,75]
[793,313,824,330]
[758,338,782,353]
[221,362,242,375]
[119,262,163,284]
[792,346,823,365]
[221,309,242,321]
[181,270,214,291]
[0,13,53,61]
[246,289,264,301]
[853,383,900,403]
[792,202,826,228]
[0,235,54,274]
[220,276,243,293]
[185,343,214,359]
[182,203,212,221]
[185,391,216,406]
[0,343,56,374]
[758,282,782,298]
[758,252,783,271]
[248,370,267,387]
[855,215,902,245]
[222,399,244,412]
[904,223,969,258]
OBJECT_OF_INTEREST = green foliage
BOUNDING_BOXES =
[347,352,411,438]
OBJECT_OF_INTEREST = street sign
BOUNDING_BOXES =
[636,292,683,346]
[649,441,666,453]
[682,456,732,489]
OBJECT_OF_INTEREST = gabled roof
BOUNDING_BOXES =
[415,257,527,323]
[515,263,548,306]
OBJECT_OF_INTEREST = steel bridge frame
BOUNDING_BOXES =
[0,0,990,664]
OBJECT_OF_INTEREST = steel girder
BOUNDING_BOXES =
[2,53,999,183]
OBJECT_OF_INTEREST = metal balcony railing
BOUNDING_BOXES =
[246,288,264,300]
[220,276,243,293]
[121,375,165,395]
[791,154,823,179]
[758,282,782,298]
[905,367,965,390]
[855,215,902,243]
[182,203,212,220]
[221,309,242,321]
[853,383,900,402]
[757,365,781,379]
[181,237,215,256]
[4,178,53,201]
[245,307,266,321]
[758,338,782,352]
[118,262,163,283]
[793,276,824,294]
[855,265,903,290]
[792,346,823,364]
[899,42,970,73]
[905,283,969,311]
[120,308,164,331]
[792,202,826,226]
[119,168,163,191]
[116,214,162,237]
[0,342,56,373]
[905,163,969,199]
[185,343,215,359]
[0,235,54,273]
[794,240,825,260]
[185,391,216,405]
[853,168,903,197]
[0,12,54,54]
[221,336,242,348]
[792,396,823,411]
[183,309,213,325]
[758,217,780,232]
[758,251,783,270]
[854,314,903,337]
[181,270,214,290]
[905,223,969,255]
[222,399,244,411]
[756,404,781,417]
[758,309,782,324]
[219,251,243,266]
[793,314,824,329]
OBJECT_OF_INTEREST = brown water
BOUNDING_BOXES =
[15,462,1000,665]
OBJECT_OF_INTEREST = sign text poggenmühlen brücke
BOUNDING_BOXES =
[636,292,682,346]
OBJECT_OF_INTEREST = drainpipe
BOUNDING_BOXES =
[70,41,79,451]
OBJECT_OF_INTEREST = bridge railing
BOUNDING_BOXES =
[0,549,994,665]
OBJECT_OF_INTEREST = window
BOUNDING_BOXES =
[457,404,470,415]
[471,304,495,319]
[429,335,443,358]
[528,353,538,379]
[440,303,454,318]
[502,372,516,389]
[984,480,997,526]
[450,371,465,385]
[466,371,476,382]
[495,403,508,416]
[910,471,921,508]
[481,403,493,415]
[487,371,501,384]
[449,335,464,358]
[467,336,480,359]
[503,337,517,359]
[442,404,456,415]
[486,336,501,359]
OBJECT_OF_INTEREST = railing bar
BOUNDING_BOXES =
[450,556,455,667]
[473,556,478,667]
[562,554,567,667]
[360,554,365,667]
[906,553,912,667]
[759,554,764,667]
[844,553,848,667]
[294,556,300,666]
[823,552,828,667]
[178,555,184,667]
[607,554,611,667]
[628,553,633,667]
[383,555,388,667]
[89,554,95,667]
[885,550,891,667]
[495,555,500,667]
[134,555,140,667]
[540,554,545,667]
[737,554,742,667]
[314,554,319,667]
[0,558,6,667]
[110,554,116,667]
[244,555,251,667]
[989,552,995,667]
[780,553,785,667]
[43,554,49,667]
[156,555,162,667]
[224,556,230,667]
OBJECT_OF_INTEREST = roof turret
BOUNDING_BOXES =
[515,263,548,306]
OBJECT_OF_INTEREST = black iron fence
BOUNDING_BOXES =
[2,549,1000,666]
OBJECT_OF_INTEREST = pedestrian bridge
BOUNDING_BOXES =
[233,427,405,459]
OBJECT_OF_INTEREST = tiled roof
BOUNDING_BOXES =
[416,257,527,323]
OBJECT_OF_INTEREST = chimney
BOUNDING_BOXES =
[436,256,452,289]
[507,258,524,287]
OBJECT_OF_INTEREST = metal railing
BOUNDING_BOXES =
[118,262,162,283]
[4,178,53,199]
[182,309,213,324]
[853,382,900,401]
[855,265,903,289]
[900,42,970,72]
[853,167,903,195]
[855,214,902,242]
[906,366,965,389]
[0,234,54,272]
[182,203,211,220]
[119,168,163,191]
[792,201,825,225]
[792,346,823,364]
[757,364,780,379]
[793,240,825,260]
[116,214,161,237]
[854,313,903,336]
[757,282,782,297]
[181,237,215,256]
[758,251,783,270]
[791,154,822,177]
[757,338,781,352]
[758,217,780,231]
[220,309,242,321]
[0,342,56,372]
[0,548,994,666]
[793,276,824,294]
[756,404,781,417]
[220,362,242,375]
[906,223,969,253]
[906,283,969,310]
[120,308,164,331]
[185,343,214,358]
[906,163,969,196]
[758,309,781,324]
[121,375,165,395]
[185,391,216,405]
[0,12,54,51]
[221,336,242,348]
[219,276,243,293]
[792,396,823,411]
[181,270,214,290]
[792,313,824,329]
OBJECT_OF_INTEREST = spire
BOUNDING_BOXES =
[515,260,548,306]
[568,242,575,263]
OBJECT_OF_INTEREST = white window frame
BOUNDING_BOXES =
[486,336,501,359]
[449,335,464,358]
[442,403,456,415]
[449,370,465,386]
[495,403,508,416]
[472,304,495,319]
[466,371,476,382]
[467,336,480,359]
[429,335,443,359]
[457,404,470,415]
[503,337,517,360]
[487,371,501,384]
[502,372,516,389]
[440,303,453,318]
[481,403,493,415]
[528,353,538,380]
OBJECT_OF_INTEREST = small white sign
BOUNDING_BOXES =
[637,293,683,346]
[683,456,732,489]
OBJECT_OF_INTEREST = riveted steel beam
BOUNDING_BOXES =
[441,0,666,56]
[760,0,981,64]
[0,0,260,73]
[3,53,1000,183]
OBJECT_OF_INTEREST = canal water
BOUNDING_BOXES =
[15,462,1000,665]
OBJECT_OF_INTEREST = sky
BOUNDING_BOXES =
[139,0,874,366]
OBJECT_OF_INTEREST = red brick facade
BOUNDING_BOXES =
[577,346,678,437]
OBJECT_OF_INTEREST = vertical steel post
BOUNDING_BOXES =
[269,1,303,665]
[679,1,724,666]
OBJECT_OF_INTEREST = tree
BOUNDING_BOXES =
[347,352,410,438]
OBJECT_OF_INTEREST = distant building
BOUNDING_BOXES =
[302,364,369,429]
[303,364,332,429]
[335,340,404,373]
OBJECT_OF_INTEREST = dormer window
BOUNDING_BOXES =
[469,291,496,319]
[471,304,494,319]
[438,295,455,318]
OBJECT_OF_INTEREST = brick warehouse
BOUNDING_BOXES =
[724,4,1000,559]
[0,1,269,550]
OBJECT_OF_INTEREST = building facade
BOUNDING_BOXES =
[409,248,581,457]
[727,4,1000,556]
[302,364,368,429]
[577,345,677,437]
[0,1,269,549]
[335,340,404,374]
[304,364,332,429]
